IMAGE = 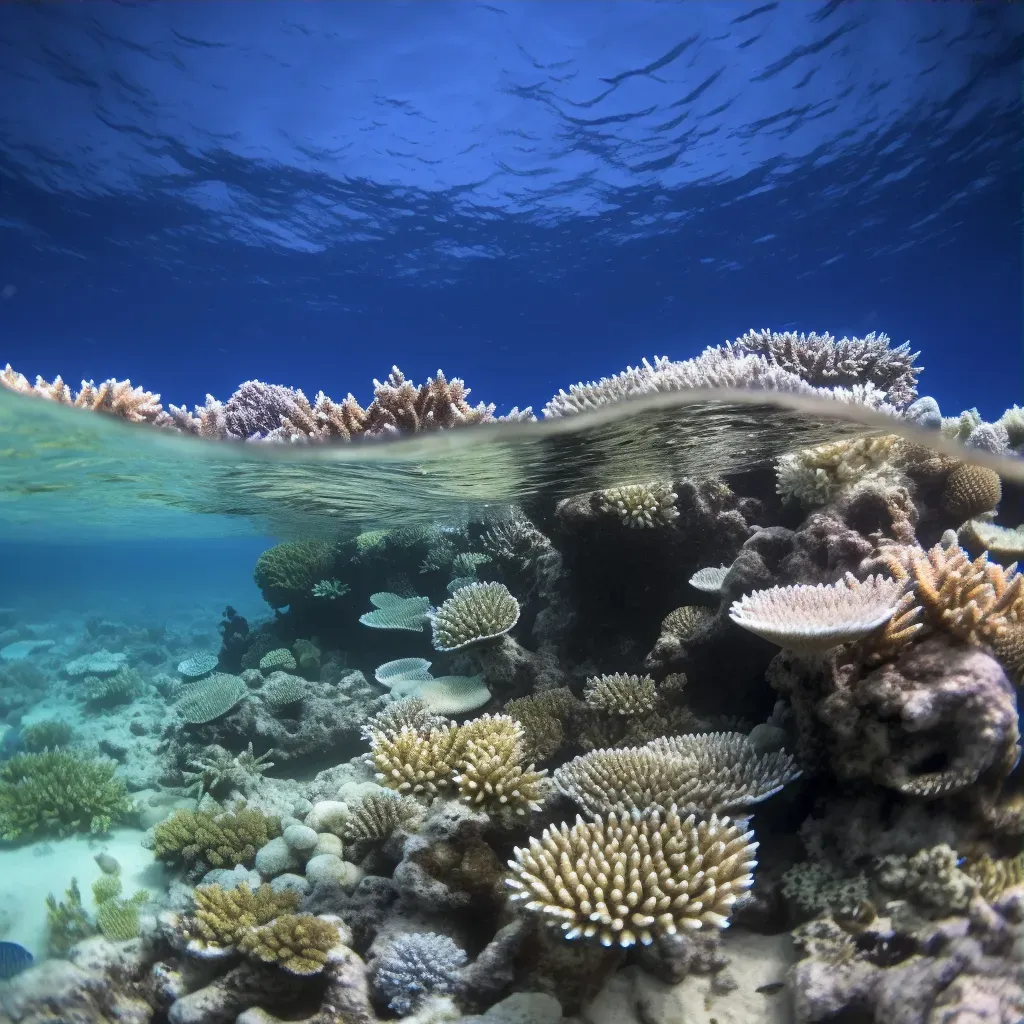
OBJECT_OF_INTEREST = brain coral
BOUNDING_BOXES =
[507,808,757,946]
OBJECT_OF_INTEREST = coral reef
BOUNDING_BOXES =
[151,806,281,875]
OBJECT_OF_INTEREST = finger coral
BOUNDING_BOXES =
[554,732,799,817]
[152,806,281,873]
[582,673,657,715]
[238,912,340,975]
[597,482,679,528]
[729,574,901,651]
[185,882,300,953]
[430,581,520,652]
[506,808,757,946]
[0,750,133,840]
[453,714,547,816]
[368,724,464,798]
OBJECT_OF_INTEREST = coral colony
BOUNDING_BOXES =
[0,329,1022,1023]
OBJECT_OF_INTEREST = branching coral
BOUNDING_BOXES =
[0,750,133,840]
[660,605,716,642]
[0,366,165,422]
[181,743,276,803]
[185,882,300,953]
[775,435,907,506]
[430,582,520,652]
[91,869,149,941]
[341,791,424,847]
[361,697,451,742]
[725,328,921,406]
[152,806,280,872]
[582,673,657,715]
[368,724,465,799]
[238,913,340,975]
[554,732,799,817]
[374,932,468,1014]
[962,520,1024,560]
[453,714,548,816]
[596,482,679,528]
[729,574,901,651]
[20,719,74,752]
[962,852,1024,901]
[506,808,758,946]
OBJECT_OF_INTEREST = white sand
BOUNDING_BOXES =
[0,827,167,958]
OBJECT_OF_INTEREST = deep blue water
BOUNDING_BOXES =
[0,0,1020,418]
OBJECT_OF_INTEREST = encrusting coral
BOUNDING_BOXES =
[506,808,758,946]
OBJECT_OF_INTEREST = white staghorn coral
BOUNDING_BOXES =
[729,574,902,652]
[506,808,758,946]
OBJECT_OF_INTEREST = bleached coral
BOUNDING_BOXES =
[430,582,520,652]
[597,481,679,528]
[689,566,730,593]
[554,732,799,817]
[729,574,901,652]
[506,808,757,946]
[775,435,907,506]
[360,593,432,632]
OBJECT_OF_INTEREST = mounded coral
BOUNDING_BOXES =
[941,462,1002,520]
[0,750,133,840]
[253,540,340,608]
[507,808,757,946]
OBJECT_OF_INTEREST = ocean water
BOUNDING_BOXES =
[0,3,1022,1023]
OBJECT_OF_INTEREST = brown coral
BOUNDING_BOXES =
[504,688,580,762]
[238,913,340,975]
[506,809,757,946]
[152,807,281,873]
[185,882,300,952]
[942,463,1002,520]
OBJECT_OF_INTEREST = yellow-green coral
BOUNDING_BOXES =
[91,868,149,941]
[238,913,339,975]
[186,882,300,951]
[963,852,1024,902]
[254,539,340,608]
[597,481,678,528]
[45,879,96,955]
[0,751,133,841]
[369,723,465,798]
[21,719,75,752]
[152,806,280,872]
